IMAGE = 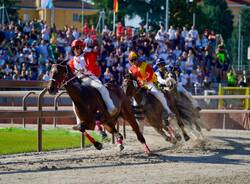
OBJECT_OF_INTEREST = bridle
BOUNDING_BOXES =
[123,77,141,96]
[50,63,77,90]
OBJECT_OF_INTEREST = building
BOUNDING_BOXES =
[16,0,98,30]
[226,0,250,25]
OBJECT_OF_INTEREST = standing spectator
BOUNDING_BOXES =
[72,27,80,39]
[208,30,216,51]
[185,49,195,74]
[82,22,90,36]
[38,39,49,63]
[226,68,237,87]
[168,25,176,48]
[189,25,199,44]
[41,24,50,42]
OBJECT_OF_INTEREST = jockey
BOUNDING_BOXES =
[68,39,118,117]
[155,58,201,111]
[128,51,174,117]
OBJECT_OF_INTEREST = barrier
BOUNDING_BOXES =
[218,85,250,109]
[0,80,249,152]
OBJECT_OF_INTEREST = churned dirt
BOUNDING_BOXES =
[0,125,250,184]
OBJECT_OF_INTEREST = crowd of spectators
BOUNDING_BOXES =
[0,19,244,94]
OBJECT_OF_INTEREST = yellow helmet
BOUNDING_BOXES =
[128,51,138,61]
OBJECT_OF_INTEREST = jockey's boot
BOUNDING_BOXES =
[72,123,82,131]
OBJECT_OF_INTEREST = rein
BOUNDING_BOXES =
[50,63,77,89]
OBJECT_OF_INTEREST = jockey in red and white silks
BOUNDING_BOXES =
[69,39,118,117]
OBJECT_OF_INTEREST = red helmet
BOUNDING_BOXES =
[71,39,85,48]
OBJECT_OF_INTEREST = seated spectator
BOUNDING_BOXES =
[103,67,113,83]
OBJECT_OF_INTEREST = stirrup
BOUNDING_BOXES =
[168,112,176,121]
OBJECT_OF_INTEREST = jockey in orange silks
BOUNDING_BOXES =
[128,51,174,117]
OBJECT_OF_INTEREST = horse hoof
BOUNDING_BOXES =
[184,135,190,141]
[100,131,108,140]
[94,141,103,150]
[176,134,182,141]
[171,138,178,145]
[118,144,124,151]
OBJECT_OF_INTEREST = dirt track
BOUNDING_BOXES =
[0,127,250,184]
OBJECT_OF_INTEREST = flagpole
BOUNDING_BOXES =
[113,11,116,33]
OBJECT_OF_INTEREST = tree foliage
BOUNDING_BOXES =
[200,0,234,41]
[0,0,20,22]
[229,8,250,66]
[91,0,233,41]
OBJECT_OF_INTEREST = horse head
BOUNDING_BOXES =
[47,60,71,95]
[122,73,139,97]
[163,74,177,92]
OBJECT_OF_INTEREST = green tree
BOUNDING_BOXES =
[229,8,250,67]
[0,0,20,22]
[240,8,250,66]
[200,0,234,41]
[91,0,233,40]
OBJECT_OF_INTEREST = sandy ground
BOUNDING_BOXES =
[0,124,250,184]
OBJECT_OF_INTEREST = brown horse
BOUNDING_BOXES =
[47,61,150,154]
[122,74,185,144]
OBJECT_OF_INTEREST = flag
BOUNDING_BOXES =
[41,0,53,9]
[113,0,118,13]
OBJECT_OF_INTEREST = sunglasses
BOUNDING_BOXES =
[74,46,82,50]
[130,59,137,63]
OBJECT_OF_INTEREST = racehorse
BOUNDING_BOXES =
[47,61,151,154]
[163,76,210,140]
[122,74,185,144]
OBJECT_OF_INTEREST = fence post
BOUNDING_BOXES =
[222,112,226,129]
[245,88,250,110]
[37,88,47,152]
[218,83,224,109]
[53,91,67,128]
[81,133,85,149]
[22,92,36,128]
[11,97,14,124]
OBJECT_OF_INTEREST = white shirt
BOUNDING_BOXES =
[189,29,199,40]
[168,28,176,40]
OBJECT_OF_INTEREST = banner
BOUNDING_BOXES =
[113,0,118,13]
[41,0,53,9]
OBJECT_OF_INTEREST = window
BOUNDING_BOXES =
[73,14,79,22]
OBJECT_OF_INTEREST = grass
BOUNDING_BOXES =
[0,127,102,155]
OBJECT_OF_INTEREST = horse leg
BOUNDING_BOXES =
[136,119,145,134]
[162,111,184,143]
[95,120,108,139]
[103,120,125,151]
[166,96,191,142]
[78,122,103,150]
[153,127,177,144]
[121,105,151,155]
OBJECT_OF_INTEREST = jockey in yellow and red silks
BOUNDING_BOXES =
[128,51,174,117]
[68,39,118,118]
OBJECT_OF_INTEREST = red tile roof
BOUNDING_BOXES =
[226,0,250,6]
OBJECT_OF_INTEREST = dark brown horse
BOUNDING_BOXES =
[122,74,185,144]
[47,61,150,154]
